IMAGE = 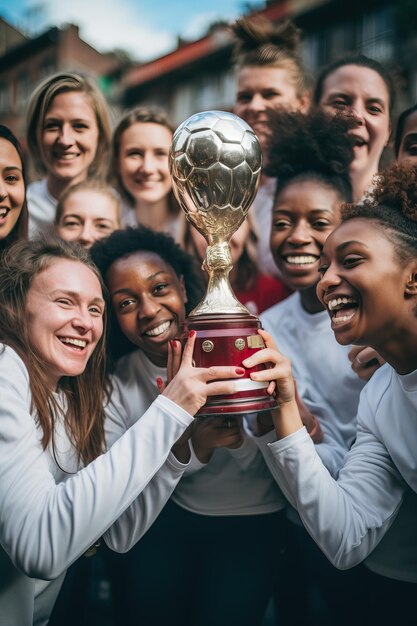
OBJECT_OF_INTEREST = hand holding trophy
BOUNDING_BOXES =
[169,110,278,417]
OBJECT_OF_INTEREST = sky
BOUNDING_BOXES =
[0,0,264,62]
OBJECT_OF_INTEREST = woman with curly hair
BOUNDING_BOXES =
[257,108,377,625]
[90,226,288,626]
[261,162,417,625]
[231,15,310,277]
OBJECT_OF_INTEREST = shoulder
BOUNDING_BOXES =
[27,179,47,199]
[0,345,30,382]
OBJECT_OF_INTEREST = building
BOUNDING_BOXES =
[121,0,417,127]
[0,19,122,142]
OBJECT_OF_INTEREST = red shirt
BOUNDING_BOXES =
[234,273,292,316]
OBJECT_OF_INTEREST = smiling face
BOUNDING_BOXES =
[106,251,187,366]
[25,259,105,390]
[397,109,417,166]
[56,189,120,249]
[0,137,25,240]
[234,65,308,147]
[39,91,99,189]
[318,65,390,192]
[118,122,172,206]
[317,218,414,350]
[270,179,342,292]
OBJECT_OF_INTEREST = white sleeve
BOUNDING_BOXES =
[103,391,190,552]
[0,350,193,580]
[265,392,406,569]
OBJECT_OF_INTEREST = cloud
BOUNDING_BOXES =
[182,9,239,40]
[33,0,177,61]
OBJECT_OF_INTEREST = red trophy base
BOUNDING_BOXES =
[180,313,278,418]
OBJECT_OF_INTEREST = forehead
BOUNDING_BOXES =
[121,122,172,147]
[63,190,118,216]
[323,217,391,254]
[321,65,389,101]
[31,259,103,295]
[109,250,176,279]
[237,65,295,90]
[0,137,22,167]
[46,90,96,118]
[276,178,342,211]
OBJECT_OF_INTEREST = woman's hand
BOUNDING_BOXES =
[348,346,385,381]
[242,330,303,439]
[191,416,244,463]
[162,331,245,416]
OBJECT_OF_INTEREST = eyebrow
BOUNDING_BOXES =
[3,165,22,172]
[273,208,334,215]
[335,240,369,252]
[403,132,417,142]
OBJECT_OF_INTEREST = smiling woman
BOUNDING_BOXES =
[0,125,28,253]
[26,72,112,237]
[261,162,417,625]
[0,235,243,626]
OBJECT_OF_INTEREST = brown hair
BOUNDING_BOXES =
[26,72,112,180]
[55,178,122,226]
[231,16,309,99]
[111,107,179,215]
[0,235,110,465]
[0,125,28,254]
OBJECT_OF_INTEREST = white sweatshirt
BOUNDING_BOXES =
[262,363,417,582]
[27,179,56,238]
[113,348,287,516]
[260,292,365,476]
[0,346,193,626]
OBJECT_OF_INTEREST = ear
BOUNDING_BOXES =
[179,275,188,304]
[405,267,417,296]
[299,92,310,114]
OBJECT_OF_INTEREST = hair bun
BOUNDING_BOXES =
[231,16,301,57]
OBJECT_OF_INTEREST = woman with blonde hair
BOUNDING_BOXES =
[26,71,112,236]
[112,107,186,246]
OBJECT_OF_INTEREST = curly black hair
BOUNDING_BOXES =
[341,163,417,263]
[265,108,356,202]
[90,226,204,361]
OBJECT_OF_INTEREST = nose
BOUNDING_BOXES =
[287,221,311,246]
[246,94,266,113]
[58,123,76,146]
[0,179,7,200]
[350,103,366,126]
[317,262,342,298]
[78,222,96,248]
[72,307,94,333]
[138,293,161,319]
[140,151,157,174]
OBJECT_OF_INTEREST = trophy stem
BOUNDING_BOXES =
[189,241,249,317]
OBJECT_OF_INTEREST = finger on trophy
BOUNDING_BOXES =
[167,339,182,383]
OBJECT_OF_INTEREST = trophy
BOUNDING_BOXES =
[169,110,278,417]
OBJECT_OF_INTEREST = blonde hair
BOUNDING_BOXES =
[26,72,112,180]
[55,179,122,227]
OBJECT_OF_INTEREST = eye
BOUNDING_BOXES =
[153,282,169,295]
[318,264,328,276]
[118,298,136,310]
[312,219,332,230]
[5,174,20,184]
[343,254,364,267]
[236,93,251,104]
[367,103,384,115]
[62,219,81,229]
[56,298,72,306]
[96,222,112,231]
[73,122,89,130]
[126,149,143,158]
[272,218,291,230]
[89,305,103,316]
[263,90,281,100]
[44,121,60,131]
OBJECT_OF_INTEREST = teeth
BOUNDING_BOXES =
[145,321,171,337]
[332,312,356,324]
[60,337,87,348]
[55,153,80,160]
[0,208,9,218]
[328,297,357,311]
[285,255,317,265]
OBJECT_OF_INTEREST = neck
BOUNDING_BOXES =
[299,284,324,314]
[371,327,417,375]
[350,166,378,203]
[134,198,170,230]
[47,176,82,200]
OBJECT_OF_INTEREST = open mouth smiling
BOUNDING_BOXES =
[327,296,359,324]
[283,254,319,266]
[58,336,88,350]
[0,207,10,220]
[143,320,172,338]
